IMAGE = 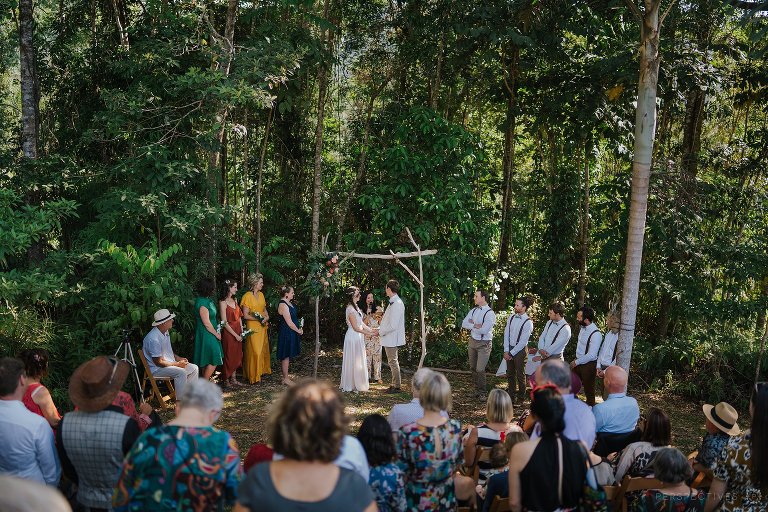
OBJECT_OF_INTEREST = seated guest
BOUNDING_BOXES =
[532,359,596,449]
[396,370,466,510]
[508,385,588,512]
[388,367,447,433]
[480,431,529,512]
[56,356,140,510]
[692,401,740,473]
[235,379,376,512]
[113,379,242,511]
[358,413,407,512]
[243,443,274,473]
[0,357,60,485]
[476,444,509,500]
[632,447,706,511]
[0,475,71,512]
[18,349,61,428]
[464,389,522,484]
[335,435,371,482]
[705,382,768,512]
[614,407,672,482]
[143,309,199,396]
[593,366,640,434]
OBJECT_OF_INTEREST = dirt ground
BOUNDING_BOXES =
[202,348,711,457]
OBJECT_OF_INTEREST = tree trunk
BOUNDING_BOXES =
[617,0,665,373]
[205,0,239,286]
[495,45,519,311]
[310,0,332,251]
[681,87,706,185]
[19,0,38,160]
[757,276,768,337]
[111,0,129,48]
[255,108,274,273]
[577,142,590,308]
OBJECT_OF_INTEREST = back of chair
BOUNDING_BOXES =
[593,429,641,457]
[489,495,511,512]
[612,476,666,512]
[472,445,495,483]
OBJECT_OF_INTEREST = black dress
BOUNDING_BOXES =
[519,433,587,511]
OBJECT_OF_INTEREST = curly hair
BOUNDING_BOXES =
[268,379,348,462]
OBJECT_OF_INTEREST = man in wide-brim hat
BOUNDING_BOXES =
[56,356,141,511]
[693,401,740,473]
[142,308,199,397]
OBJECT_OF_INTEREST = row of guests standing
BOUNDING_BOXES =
[462,291,620,406]
[193,274,303,387]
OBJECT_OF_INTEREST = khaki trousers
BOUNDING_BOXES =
[384,346,401,388]
[506,350,527,399]
[468,338,492,393]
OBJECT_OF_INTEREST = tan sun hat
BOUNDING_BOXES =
[702,401,741,436]
[151,309,176,326]
[69,356,129,412]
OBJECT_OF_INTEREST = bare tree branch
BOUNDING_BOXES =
[659,0,679,27]
[625,0,643,22]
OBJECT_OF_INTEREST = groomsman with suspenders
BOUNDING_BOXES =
[534,301,571,362]
[596,310,620,399]
[461,289,496,398]
[503,295,534,403]
[570,306,602,406]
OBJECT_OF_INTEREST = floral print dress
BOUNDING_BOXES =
[396,419,463,511]
[369,462,407,512]
[712,430,768,511]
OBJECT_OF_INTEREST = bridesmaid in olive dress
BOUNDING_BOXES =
[194,278,223,381]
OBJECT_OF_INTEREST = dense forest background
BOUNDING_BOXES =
[1,0,767,408]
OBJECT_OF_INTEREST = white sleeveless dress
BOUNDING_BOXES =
[340,305,370,392]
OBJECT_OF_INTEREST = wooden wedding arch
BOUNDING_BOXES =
[312,227,437,377]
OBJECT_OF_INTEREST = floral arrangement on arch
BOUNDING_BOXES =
[303,250,342,298]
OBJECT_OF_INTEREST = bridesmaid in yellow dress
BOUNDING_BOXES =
[241,273,271,383]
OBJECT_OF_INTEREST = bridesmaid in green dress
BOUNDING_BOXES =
[194,278,223,380]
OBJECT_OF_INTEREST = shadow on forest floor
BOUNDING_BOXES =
[162,348,724,457]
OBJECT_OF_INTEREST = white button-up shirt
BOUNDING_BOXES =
[462,305,496,342]
[597,331,619,368]
[504,313,533,356]
[574,323,602,366]
[0,400,60,485]
[538,318,571,357]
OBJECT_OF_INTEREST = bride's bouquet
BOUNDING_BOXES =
[299,317,305,329]
[241,329,254,339]
[254,311,266,324]
[216,321,226,334]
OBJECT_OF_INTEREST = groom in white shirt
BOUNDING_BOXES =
[376,279,406,394]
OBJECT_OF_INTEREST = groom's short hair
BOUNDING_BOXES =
[386,279,400,294]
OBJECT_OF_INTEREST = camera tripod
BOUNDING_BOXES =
[114,329,145,403]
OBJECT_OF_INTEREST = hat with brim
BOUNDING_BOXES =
[703,402,741,436]
[152,309,176,327]
[69,356,129,412]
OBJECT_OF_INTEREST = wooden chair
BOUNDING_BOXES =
[686,450,714,489]
[470,445,495,484]
[612,476,666,512]
[138,348,176,410]
[488,495,511,512]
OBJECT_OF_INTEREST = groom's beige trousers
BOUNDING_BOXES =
[384,346,402,388]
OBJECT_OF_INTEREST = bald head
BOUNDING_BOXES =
[605,366,628,394]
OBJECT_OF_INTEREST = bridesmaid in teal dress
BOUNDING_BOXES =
[194,278,223,380]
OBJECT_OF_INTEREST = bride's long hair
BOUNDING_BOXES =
[346,286,361,311]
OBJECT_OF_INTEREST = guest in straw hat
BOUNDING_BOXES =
[56,356,141,511]
[142,308,199,397]
[693,401,740,472]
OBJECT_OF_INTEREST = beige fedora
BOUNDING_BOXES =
[703,402,741,436]
[151,309,176,326]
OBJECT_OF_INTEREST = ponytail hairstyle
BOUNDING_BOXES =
[280,285,294,298]
[530,385,565,435]
[218,278,236,302]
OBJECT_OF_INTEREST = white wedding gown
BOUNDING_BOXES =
[340,305,370,392]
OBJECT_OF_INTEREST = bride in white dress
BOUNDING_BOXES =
[340,286,375,392]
